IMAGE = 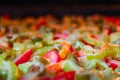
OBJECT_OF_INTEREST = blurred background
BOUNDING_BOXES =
[0,0,120,18]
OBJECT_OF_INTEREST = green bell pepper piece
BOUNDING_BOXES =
[72,41,84,50]
[0,61,19,80]
[34,46,54,56]
[86,45,120,60]
[85,59,119,79]
[110,32,120,43]
[43,33,53,42]
[0,54,6,61]
[63,59,80,71]
[75,72,90,80]
[62,54,83,71]
[18,62,33,74]
[83,34,105,47]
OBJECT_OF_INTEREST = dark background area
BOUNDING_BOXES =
[0,0,120,18]
[0,0,120,5]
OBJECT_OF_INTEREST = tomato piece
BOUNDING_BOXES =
[14,49,33,66]
[43,50,61,64]
[53,71,75,80]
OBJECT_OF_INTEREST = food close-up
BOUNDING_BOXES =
[0,14,120,80]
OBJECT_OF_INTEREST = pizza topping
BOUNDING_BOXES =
[0,15,119,80]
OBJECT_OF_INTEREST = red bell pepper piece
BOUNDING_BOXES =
[14,49,33,66]
[105,16,120,26]
[53,33,69,40]
[108,62,118,70]
[105,58,118,70]
[41,77,51,80]
[70,46,76,54]
[53,71,75,80]
[43,50,61,64]
[77,50,85,57]
[104,58,110,63]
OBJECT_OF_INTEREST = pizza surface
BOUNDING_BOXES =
[0,15,120,80]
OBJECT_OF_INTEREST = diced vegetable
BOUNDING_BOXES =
[0,15,120,80]
[62,54,82,71]
[34,46,54,56]
[53,71,75,80]
[105,58,119,70]
[86,44,120,60]
[18,62,33,73]
[59,42,71,59]
[46,62,62,73]
[41,77,51,80]
[63,59,80,71]
[0,60,19,80]
[54,33,68,40]
[43,50,61,64]
[110,32,120,43]
[14,49,33,65]
[83,34,105,47]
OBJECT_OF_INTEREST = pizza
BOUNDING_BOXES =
[0,14,120,80]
